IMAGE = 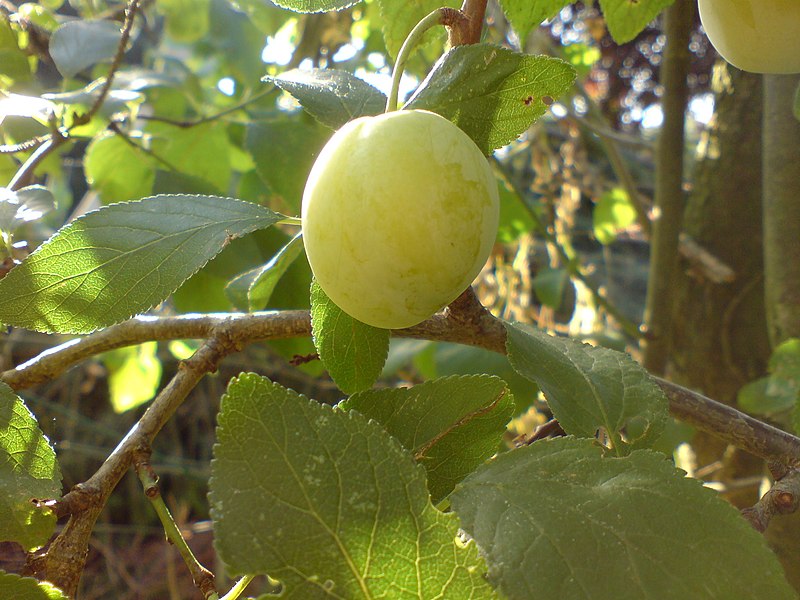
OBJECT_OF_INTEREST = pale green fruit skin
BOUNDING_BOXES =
[301,109,499,329]
[699,0,800,74]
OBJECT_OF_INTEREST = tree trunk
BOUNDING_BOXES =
[669,64,768,506]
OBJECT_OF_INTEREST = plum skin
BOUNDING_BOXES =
[301,109,499,329]
[699,0,800,74]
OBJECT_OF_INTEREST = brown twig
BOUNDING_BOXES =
[742,468,800,532]
[73,0,142,128]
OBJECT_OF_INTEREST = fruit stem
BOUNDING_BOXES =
[386,8,448,112]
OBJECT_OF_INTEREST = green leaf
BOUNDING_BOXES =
[738,377,794,415]
[0,383,61,551]
[225,232,304,311]
[496,169,536,244]
[598,0,675,44]
[209,374,496,598]
[531,267,568,309]
[270,0,359,12]
[0,195,283,334]
[269,68,387,130]
[246,118,330,213]
[148,122,232,194]
[0,16,31,81]
[406,45,577,154]
[49,20,122,78]
[505,322,668,453]
[0,572,68,600]
[158,0,210,43]
[451,437,795,600]
[101,342,162,413]
[311,280,389,394]
[0,185,56,233]
[340,375,514,503]
[593,187,637,245]
[84,132,155,203]
[739,339,800,420]
[498,0,571,45]
[375,0,461,59]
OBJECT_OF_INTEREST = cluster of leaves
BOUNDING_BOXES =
[0,0,796,598]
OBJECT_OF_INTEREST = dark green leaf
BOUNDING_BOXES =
[49,20,122,78]
[406,45,576,153]
[246,118,330,213]
[505,322,668,453]
[531,267,568,309]
[225,232,304,311]
[84,133,155,203]
[158,0,210,43]
[0,572,68,600]
[0,383,61,551]
[209,374,496,598]
[598,0,675,44]
[311,279,389,394]
[452,437,795,600]
[375,0,461,59]
[271,0,358,12]
[340,375,514,503]
[269,68,387,129]
[738,377,793,415]
[0,195,283,333]
[498,0,570,45]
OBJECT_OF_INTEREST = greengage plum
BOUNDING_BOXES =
[301,109,499,329]
[699,0,800,74]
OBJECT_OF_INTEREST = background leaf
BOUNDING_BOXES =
[405,45,576,153]
[209,373,496,598]
[49,20,122,78]
[0,16,31,81]
[311,279,389,394]
[246,117,331,213]
[505,322,668,453]
[593,187,637,245]
[375,0,461,59]
[498,0,571,46]
[225,232,304,312]
[598,0,675,44]
[0,195,283,334]
[101,342,162,413]
[84,132,155,203]
[340,375,514,503]
[269,68,386,129]
[451,437,795,600]
[0,383,61,552]
[0,572,68,600]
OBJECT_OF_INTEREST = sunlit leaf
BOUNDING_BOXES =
[0,16,31,81]
[311,280,389,394]
[406,45,576,153]
[209,374,496,598]
[85,132,155,203]
[101,342,162,413]
[598,0,675,44]
[270,0,359,12]
[0,195,283,333]
[0,383,61,551]
[0,572,68,600]
[375,0,461,59]
[452,437,795,600]
[269,68,386,129]
[497,0,570,45]
[593,187,637,245]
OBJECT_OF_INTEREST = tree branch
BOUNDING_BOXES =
[6,307,800,466]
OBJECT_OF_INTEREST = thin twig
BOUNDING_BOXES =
[137,87,276,129]
[73,0,142,127]
[133,447,217,598]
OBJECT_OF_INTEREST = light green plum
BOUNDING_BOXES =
[699,0,800,74]
[301,109,499,329]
